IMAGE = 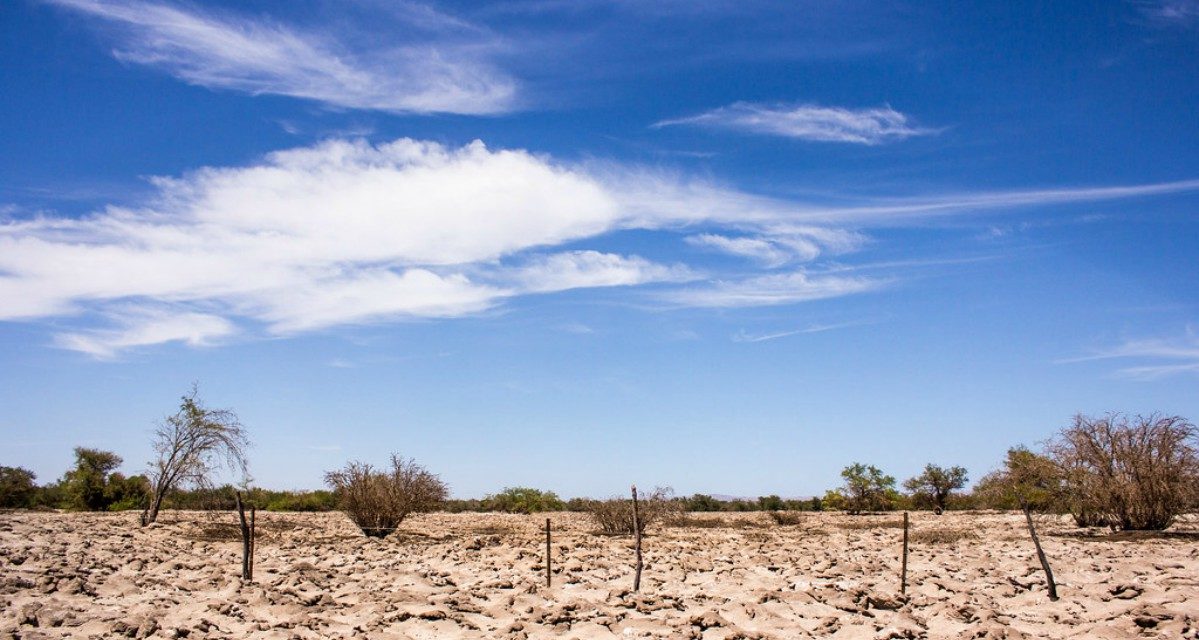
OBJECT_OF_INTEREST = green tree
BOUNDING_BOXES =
[62,447,123,511]
[974,447,1065,512]
[0,466,38,508]
[757,495,784,511]
[105,473,151,511]
[685,493,724,512]
[485,487,565,513]
[840,463,897,514]
[903,464,969,513]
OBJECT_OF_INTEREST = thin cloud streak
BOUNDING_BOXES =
[732,320,875,343]
[47,0,517,115]
[1060,329,1199,379]
[655,102,937,145]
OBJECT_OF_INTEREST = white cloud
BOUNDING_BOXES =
[732,320,875,343]
[48,0,516,115]
[0,137,782,355]
[1139,0,1199,26]
[505,251,696,294]
[655,102,936,144]
[54,307,235,359]
[1062,328,1199,379]
[686,234,792,266]
[5,136,1198,357]
[685,226,865,266]
[664,271,881,308]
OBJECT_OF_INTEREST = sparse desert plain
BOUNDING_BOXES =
[2,510,1197,639]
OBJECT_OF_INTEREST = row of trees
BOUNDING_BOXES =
[0,386,250,523]
[4,400,1196,534]
[831,413,1199,530]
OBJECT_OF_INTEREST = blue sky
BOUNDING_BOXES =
[2,0,1198,498]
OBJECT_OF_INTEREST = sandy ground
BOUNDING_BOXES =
[1,510,1197,639]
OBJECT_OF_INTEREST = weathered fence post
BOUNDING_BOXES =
[631,485,643,592]
[249,503,256,580]
[901,511,909,595]
[235,491,253,581]
[545,517,552,587]
[1023,507,1058,601]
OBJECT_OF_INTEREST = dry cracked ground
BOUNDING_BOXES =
[2,510,1197,639]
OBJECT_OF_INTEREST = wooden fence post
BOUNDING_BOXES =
[631,485,643,592]
[1024,507,1058,601]
[545,517,552,587]
[901,511,909,595]
[235,492,253,581]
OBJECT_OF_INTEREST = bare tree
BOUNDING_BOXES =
[583,487,679,535]
[903,463,968,514]
[324,454,448,538]
[143,385,250,525]
[1049,413,1199,530]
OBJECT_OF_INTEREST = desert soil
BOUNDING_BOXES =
[1,510,1197,639]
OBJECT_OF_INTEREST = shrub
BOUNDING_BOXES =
[1049,413,1199,530]
[325,454,448,538]
[0,466,38,508]
[485,487,564,513]
[584,487,679,535]
[768,511,804,526]
[105,473,150,511]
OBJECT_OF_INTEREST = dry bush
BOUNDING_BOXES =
[911,528,977,545]
[768,511,805,526]
[584,487,680,535]
[324,454,448,538]
[1050,413,1199,531]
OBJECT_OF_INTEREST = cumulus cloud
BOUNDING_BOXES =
[0,137,813,355]
[5,136,1198,357]
[47,0,516,115]
[655,102,937,144]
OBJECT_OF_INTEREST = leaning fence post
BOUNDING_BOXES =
[235,491,253,581]
[249,504,256,581]
[901,511,909,595]
[1023,507,1058,601]
[631,485,643,592]
[545,517,552,587]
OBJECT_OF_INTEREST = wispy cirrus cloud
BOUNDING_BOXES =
[46,0,517,115]
[1061,328,1199,379]
[1137,0,1199,27]
[732,320,875,343]
[663,271,882,308]
[654,102,937,145]
[54,306,235,359]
